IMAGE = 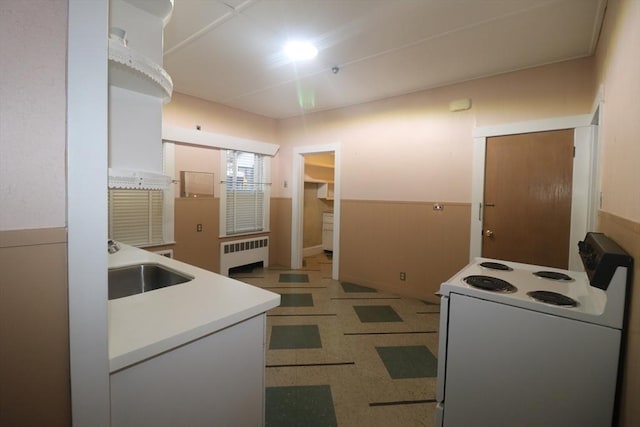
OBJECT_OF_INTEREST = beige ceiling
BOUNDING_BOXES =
[163,0,607,119]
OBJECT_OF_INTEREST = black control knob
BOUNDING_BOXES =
[578,240,592,255]
[578,240,597,270]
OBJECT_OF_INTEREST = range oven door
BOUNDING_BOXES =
[440,293,620,427]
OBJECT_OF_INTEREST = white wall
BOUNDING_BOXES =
[109,86,164,173]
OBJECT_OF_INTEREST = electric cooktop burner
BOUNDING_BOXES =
[479,261,513,271]
[464,275,517,293]
[527,290,579,307]
[533,271,574,281]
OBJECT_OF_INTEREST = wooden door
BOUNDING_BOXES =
[482,129,574,269]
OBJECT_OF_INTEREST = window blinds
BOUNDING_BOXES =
[225,151,266,235]
[108,189,164,246]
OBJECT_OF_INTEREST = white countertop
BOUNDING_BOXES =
[108,244,280,372]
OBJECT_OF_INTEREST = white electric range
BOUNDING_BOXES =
[435,232,633,427]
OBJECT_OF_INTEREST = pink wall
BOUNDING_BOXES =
[0,0,68,230]
[165,92,280,198]
[165,59,594,206]
[164,92,278,143]
[274,58,594,202]
[593,1,640,425]
[595,0,640,223]
[174,144,219,178]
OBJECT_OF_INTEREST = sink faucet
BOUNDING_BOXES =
[108,239,120,254]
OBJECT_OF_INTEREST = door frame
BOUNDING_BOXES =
[470,114,599,271]
[291,143,341,280]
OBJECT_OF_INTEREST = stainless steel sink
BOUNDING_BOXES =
[108,263,194,300]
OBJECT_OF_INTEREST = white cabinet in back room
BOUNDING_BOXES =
[322,212,333,251]
[317,182,334,200]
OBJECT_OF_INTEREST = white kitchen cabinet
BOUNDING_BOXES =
[108,244,278,426]
[110,314,266,427]
[108,0,172,175]
[322,212,334,251]
[317,182,334,200]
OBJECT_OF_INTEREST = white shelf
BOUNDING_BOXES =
[304,178,334,184]
[108,168,172,190]
[305,161,334,168]
[108,38,173,102]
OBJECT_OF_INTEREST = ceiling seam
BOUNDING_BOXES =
[215,0,567,104]
[163,0,260,57]
[323,0,564,74]
[214,52,593,120]
[589,0,609,54]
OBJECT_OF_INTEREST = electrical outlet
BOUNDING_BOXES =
[196,224,203,232]
[400,272,406,281]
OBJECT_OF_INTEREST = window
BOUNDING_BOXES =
[222,150,269,236]
[108,189,164,246]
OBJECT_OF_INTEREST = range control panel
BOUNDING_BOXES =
[578,232,633,290]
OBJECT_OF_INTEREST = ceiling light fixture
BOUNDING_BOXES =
[283,40,318,61]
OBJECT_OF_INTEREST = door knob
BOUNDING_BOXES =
[484,229,494,238]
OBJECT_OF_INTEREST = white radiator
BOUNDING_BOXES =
[220,236,269,276]
[152,249,173,258]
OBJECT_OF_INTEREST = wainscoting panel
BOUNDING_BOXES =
[598,210,640,426]
[174,197,220,272]
[340,200,471,302]
[270,197,292,268]
[0,228,70,426]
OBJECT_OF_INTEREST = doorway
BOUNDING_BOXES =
[291,144,341,280]
[302,153,335,273]
[470,115,598,271]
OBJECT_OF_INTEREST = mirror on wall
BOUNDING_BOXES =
[180,171,215,198]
